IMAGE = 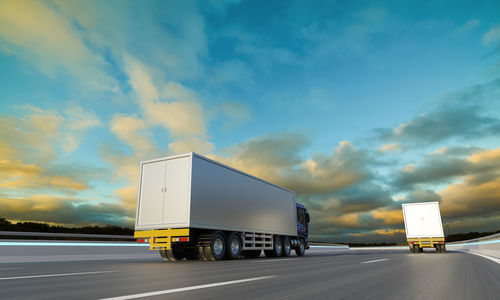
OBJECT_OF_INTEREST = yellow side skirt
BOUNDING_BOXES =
[134,228,190,251]
[407,237,445,248]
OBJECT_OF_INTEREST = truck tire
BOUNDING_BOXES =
[196,235,209,261]
[165,247,185,262]
[418,247,423,253]
[272,235,283,257]
[159,249,169,261]
[441,244,446,253]
[295,238,305,256]
[198,245,208,261]
[203,231,226,261]
[409,245,414,253]
[282,236,291,257]
[264,236,283,257]
[225,232,242,260]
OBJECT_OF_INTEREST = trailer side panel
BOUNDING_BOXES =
[189,155,296,236]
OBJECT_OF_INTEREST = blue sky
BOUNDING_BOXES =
[1,0,500,242]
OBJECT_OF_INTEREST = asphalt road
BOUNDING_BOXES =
[1,248,499,300]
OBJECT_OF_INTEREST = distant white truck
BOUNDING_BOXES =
[402,202,446,253]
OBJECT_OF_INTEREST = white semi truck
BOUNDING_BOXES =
[402,202,446,253]
[134,152,310,261]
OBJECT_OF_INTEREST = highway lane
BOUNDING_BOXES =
[1,249,499,300]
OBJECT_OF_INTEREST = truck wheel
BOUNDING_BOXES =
[159,249,169,261]
[282,236,291,257]
[203,231,226,261]
[272,235,283,257]
[198,245,208,261]
[165,247,185,262]
[295,239,305,256]
[225,232,241,260]
[441,244,446,253]
[418,247,423,253]
[435,244,441,253]
[409,245,414,253]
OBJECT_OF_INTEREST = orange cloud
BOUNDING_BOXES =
[371,208,404,225]
[0,160,87,190]
[468,147,500,163]
[349,228,405,237]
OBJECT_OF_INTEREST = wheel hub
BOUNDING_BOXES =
[214,238,223,256]
[231,239,240,255]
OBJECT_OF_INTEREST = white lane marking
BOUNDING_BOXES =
[0,268,20,270]
[467,252,500,265]
[361,258,389,264]
[0,270,116,281]
[255,258,294,263]
[100,276,277,300]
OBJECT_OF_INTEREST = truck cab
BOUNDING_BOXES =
[296,203,310,249]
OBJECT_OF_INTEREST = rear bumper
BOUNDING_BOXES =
[134,228,190,251]
[407,237,445,248]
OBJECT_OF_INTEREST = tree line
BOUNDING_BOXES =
[0,217,133,236]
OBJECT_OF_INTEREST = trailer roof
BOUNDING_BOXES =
[140,152,296,195]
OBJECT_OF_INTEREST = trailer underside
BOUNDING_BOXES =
[134,228,306,261]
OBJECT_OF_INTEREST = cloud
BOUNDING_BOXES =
[439,176,500,219]
[110,114,156,155]
[444,214,500,234]
[371,208,404,225]
[0,107,62,163]
[213,135,377,196]
[0,160,87,190]
[349,229,405,238]
[283,141,373,195]
[125,57,210,138]
[378,105,499,144]
[392,146,500,188]
[389,147,500,227]
[378,143,402,152]
[211,132,309,183]
[305,182,394,241]
[405,189,442,203]
[483,24,500,46]
[0,105,102,161]
[378,78,500,145]
[0,194,132,226]
[0,0,118,91]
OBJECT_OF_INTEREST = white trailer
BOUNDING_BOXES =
[134,153,310,261]
[402,202,446,253]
